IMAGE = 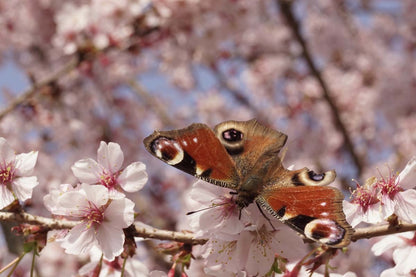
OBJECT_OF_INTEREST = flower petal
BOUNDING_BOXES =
[394,190,416,223]
[96,221,125,261]
[14,151,38,176]
[117,162,148,192]
[71,158,102,184]
[104,197,135,227]
[61,223,96,255]
[82,184,109,207]
[12,176,38,202]
[0,137,16,164]
[0,185,16,209]
[97,142,124,173]
[398,156,416,189]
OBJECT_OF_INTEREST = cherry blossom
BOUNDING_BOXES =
[372,231,416,276]
[71,141,148,199]
[183,181,305,276]
[0,137,39,209]
[344,156,416,226]
[47,184,135,261]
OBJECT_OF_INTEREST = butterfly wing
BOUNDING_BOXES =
[143,123,240,188]
[257,167,353,248]
[213,119,287,179]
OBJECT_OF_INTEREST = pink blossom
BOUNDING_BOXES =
[344,156,416,226]
[0,137,39,209]
[51,184,135,261]
[372,231,416,276]
[343,177,383,227]
[71,141,148,199]
[184,181,305,276]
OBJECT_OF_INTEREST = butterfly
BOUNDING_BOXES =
[143,119,353,248]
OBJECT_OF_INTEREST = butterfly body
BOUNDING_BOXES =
[144,119,352,248]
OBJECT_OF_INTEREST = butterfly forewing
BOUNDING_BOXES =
[143,123,239,188]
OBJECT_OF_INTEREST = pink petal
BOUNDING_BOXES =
[57,190,89,216]
[71,158,102,184]
[117,162,148,192]
[97,142,124,173]
[393,245,416,274]
[82,184,109,207]
[0,185,16,209]
[96,221,125,261]
[0,137,16,164]
[14,151,38,176]
[104,197,135,227]
[61,223,96,255]
[394,190,416,223]
[398,156,416,190]
[12,176,38,201]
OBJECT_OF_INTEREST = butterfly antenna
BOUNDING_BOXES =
[186,203,228,215]
[255,201,276,231]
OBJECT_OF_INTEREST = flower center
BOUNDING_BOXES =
[377,172,402,200]
[0,163,15,184]
[100,171,117,189]
[83,202,105,228]
[351,185,379,212]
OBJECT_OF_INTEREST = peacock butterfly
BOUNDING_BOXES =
[143,119,353,248]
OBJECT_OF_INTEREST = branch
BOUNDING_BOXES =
[0,58,79,122]
[277,0,364,176]
[351,222,416,241]
[0,212,78,230]
[2,211,416,246]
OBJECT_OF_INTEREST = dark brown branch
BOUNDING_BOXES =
[277,0,364,176]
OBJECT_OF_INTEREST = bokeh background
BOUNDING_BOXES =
[0,0,415,276]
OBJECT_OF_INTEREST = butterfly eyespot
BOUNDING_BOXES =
[150,137,184,165]
[308,171,325,181]
[222,129,243,142]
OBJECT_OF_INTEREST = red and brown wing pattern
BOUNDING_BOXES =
[258,185,353,248]
[143,123,240,188]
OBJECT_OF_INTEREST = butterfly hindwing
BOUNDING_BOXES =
[258,170,353,248]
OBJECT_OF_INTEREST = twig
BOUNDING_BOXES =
[0,211,78,230]
[351,222,416,241]
[277,0,364,176]
[2,211,416,246]
[134,224,207,245]
[0,58,79,122]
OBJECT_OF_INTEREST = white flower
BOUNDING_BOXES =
[52,184,135,260]
[343,177,383,227]
[344,156,416,226]
[0,137,38,209]
[71,141,148,199]
[372,231,416,276]
[184,181,306,275]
